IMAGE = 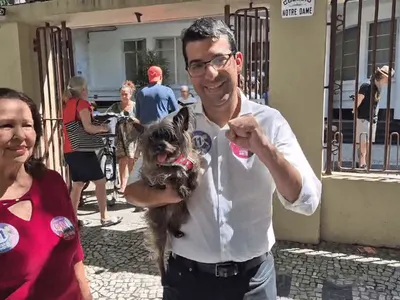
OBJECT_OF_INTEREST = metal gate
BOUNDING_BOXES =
[325,0,398,174]
[33,21,75,180]
[225,3,269,103]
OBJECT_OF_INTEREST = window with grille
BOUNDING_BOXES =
[124,39,146,83]
[154,37,189,85]
[334,27,358,81]
[367,20,397,77]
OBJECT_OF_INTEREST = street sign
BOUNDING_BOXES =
[282,0,315,18]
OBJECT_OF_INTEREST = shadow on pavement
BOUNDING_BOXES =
[78,200,136,213]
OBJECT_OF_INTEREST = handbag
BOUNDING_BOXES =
[64,100,106,152]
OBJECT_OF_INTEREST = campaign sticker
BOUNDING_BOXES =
[230,142,254,159]
[0,223,19,254]
[50,216,76,240]
[192,131,212,155]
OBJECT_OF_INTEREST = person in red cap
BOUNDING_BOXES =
[135,66,179,125]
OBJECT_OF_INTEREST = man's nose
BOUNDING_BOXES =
[204,64,219,81]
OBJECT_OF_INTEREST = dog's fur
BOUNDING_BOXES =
[133,107,201,278]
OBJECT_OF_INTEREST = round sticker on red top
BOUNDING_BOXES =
[230,142,254,159]
[50,216,76,240]
[0,223,19,254]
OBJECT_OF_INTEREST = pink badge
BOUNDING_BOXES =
[230,142,253,159]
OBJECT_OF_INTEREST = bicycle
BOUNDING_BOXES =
[77,112,136,207]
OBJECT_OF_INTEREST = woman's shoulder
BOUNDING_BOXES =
[65,98,89,108]
[64,98,76,108]
[37,169,66,186]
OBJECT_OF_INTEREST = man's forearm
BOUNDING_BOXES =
[124,180,173,207]
[256,138,302,202]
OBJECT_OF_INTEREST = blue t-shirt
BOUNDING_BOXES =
[136,83,179,125]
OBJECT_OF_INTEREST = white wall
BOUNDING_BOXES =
[72,30,90,82]
[72,19,214,100]
[333,1,400,119]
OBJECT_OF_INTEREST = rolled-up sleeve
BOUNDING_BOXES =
[273,117,322,216]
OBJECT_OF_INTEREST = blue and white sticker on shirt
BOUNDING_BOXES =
[50,216,76,241]
[0,223,19,254]
[192,131,212,155]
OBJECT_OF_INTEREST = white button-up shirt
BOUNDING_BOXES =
[128,93,321,264]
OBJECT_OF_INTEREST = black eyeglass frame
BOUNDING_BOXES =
[186,51,237,78]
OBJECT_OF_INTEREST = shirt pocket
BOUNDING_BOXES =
[228,142,256,170]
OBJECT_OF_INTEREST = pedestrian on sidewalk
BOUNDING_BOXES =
[354,65,395,169]
[177,85,197,107]
[135,66,179,125]
[125,18,321,300]
[0,88,92,300]
[106,80,140,194]
[63,76,122,227]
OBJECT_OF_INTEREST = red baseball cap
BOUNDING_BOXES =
[148,66,163,83]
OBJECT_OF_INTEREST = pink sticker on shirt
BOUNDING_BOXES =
[230,142,254,159]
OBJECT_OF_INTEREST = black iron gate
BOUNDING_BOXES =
[33,21,75,180]
[325,0,398,174]
[225,3,269,103]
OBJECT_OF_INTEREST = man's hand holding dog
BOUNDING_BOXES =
[125,182,182,208]
[159,185,183,206]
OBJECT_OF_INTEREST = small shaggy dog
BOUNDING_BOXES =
[133,106,201,278]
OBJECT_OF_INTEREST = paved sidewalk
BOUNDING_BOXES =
[79,198,400,300]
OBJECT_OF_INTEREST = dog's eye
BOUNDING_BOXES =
[152,129,168,140]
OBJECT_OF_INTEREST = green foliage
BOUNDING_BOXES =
[134,50,170,88]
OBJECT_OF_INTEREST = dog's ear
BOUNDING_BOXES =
[132,122,145,134]
[173,106,190,131]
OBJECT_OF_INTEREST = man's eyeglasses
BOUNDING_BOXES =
[186,52,235,77]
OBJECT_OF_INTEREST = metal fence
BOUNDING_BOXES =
[325,0,399,175]
[225,3,269,102]
[34,22,75,180]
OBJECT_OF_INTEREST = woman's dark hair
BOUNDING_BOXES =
[181,17,237,67]
[0,88,46,178]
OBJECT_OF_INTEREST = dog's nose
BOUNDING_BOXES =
[155,144,165,153]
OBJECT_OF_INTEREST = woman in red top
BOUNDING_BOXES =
[0,88,92,299]
[63,76,122,227]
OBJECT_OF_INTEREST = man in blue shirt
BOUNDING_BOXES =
[136,66,179,124]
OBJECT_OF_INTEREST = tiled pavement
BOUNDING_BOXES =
[79,198,400,300]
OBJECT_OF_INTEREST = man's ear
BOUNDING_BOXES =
[132,122,145,134]
[235,52,243,74]
[173,106,190,131]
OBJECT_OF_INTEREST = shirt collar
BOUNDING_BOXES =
[193,88,252,117]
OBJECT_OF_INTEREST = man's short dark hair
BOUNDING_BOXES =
[181,17,237,67]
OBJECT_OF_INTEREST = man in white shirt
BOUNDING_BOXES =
[125,17,321,300]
